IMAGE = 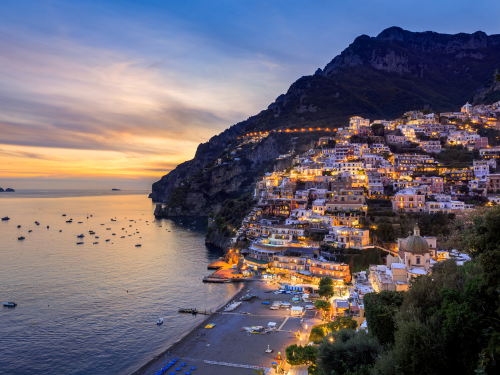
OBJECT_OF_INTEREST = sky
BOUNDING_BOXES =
[1,0,500,190]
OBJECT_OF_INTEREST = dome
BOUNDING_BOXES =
[405,226,429,254]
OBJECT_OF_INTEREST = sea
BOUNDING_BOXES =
[0,190,238,374]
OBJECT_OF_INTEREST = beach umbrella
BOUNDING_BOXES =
[271,362,279,366]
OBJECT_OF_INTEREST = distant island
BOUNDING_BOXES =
[111,188,121,191]
[0,188,15,192]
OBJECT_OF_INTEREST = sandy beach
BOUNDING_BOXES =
[130,280,321,375]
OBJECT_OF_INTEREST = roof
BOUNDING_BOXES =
[391,263,406,269]
[408,267,428,275]
[244,257,270,265]
[406,235,430,254]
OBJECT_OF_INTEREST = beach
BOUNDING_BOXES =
[131,280,321,375]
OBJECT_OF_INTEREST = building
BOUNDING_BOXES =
[392,188,426,213]
[425,195,464,214]
[309,259,350,283]
[324,226,370,249]
[349,116,370,131]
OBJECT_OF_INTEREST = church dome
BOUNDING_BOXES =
[405,226,429,254]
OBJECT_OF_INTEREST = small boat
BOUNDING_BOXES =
[35,221,39,225]
[105,239,110,242]
[77,234,84,238]
[135,244,141,247]
[112,233,116,236]
[18,236,25,240]
[2,217,10,221]
[47,226,49,229]
[157,317,163,325]
[111,219,116,221]
[95,236,99,239]
[28,230,32,233]
[93,242,98,244]
[76,242,84,245]
[89,231,95,234]
[62,214,66,216]
[17,225,21,228]
[78,222,83,224]
[3,302,17,307]
[120,236,125,238]
[66,220,72,223]
[59,230,62,232]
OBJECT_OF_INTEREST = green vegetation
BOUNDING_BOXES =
[317,329,380,375]
[285,344,318,366]
[434,145,476,167]
[364,291,404,346]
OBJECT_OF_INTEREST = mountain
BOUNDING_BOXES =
[150,27,500,213]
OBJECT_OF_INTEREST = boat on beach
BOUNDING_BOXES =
[77,234,84,238]
[76,242,84,245]
[3,302,17,307]
[2,216,10,221]
[224,301,242,312]
[17,225,21,228]
[18,236,25,240]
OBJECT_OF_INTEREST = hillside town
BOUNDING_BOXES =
[226,101,500,301]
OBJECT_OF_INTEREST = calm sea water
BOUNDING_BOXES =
[0,191,237,374]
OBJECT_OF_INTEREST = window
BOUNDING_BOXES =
[416,257,421,265]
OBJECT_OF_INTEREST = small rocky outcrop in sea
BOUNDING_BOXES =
[5,188,15,192]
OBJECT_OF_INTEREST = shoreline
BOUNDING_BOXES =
[129,281,247,375]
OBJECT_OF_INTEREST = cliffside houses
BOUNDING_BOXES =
[232,101,499,290]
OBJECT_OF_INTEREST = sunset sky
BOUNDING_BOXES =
[1,0,499,189]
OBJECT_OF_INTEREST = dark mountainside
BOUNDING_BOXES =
[151,27,500,227]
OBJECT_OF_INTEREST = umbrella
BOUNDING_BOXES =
[271,362,279,366]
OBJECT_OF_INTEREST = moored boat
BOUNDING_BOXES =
[18,236,25,240]
[3,302,17,307]
[157,317,163,325]
[2,216,10,221]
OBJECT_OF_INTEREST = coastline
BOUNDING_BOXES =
[129,282,247,375]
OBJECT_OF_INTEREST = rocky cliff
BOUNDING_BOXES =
[151,27,500,212]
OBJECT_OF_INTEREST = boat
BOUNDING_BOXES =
[3,302,17,307]
[28,230,32,233]
[111,219,116,221]
[66,220,72,223]
[240,294,256,301]
[17,225,21,228]
[2,217,10,221]
[78,222,83,224]
[157,317,163,325]
[120,236,125,238]
[47,226,49,229]
[35,221,39,225]
[89,231,95,234]
[224,301,242,312]
[76,242,84,245]
[135,244,141,247]
[93,242,98,244]
[59,230,62,232]
[105,239,110,242]
[62,214,66,217]
[95,236,99,238]
[18,236,25,240]
[77,234,84,238]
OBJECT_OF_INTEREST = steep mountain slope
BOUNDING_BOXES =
[151,27,500,211]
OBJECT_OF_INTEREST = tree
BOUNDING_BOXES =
[319,276,333,287]
[285,344,318,365]
[375,223,395,242]
[314,300,331,312]
[364,290,404,346]
[326,316,358,332]
[317,329,381,375]
[319,284,334,299]
[371,123,385,136]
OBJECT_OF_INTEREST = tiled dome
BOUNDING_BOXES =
[406,226,429,253]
